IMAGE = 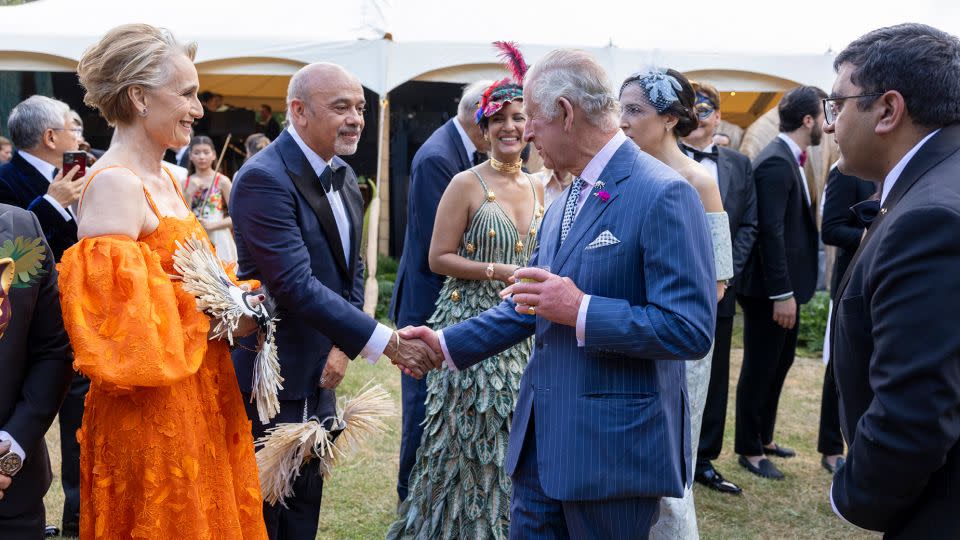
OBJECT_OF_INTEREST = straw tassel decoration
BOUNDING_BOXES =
[255,383,396,507]
[172,236,283,423]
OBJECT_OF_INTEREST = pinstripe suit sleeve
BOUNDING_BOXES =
[584,180,716,360]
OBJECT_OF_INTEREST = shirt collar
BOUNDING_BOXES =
[19,150,57,182]
[452,117,477,158]
[777,133,804,165]
[880,128,940,205]
[287,125,336,178]
[579,130,628,186]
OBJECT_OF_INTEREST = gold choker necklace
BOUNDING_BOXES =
[490,157,522,174]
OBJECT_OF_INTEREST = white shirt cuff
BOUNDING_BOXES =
[0,431,26,462]
[43,194,73,221]
[436,330,459,372]
[576,294,591,347]
[770,291,794,301]
[360,323,394,364]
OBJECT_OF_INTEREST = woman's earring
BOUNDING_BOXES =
[140,108,148,117]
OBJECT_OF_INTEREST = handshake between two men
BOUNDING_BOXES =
[384,267,586,378]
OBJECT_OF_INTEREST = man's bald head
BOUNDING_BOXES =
[286,62,366,161]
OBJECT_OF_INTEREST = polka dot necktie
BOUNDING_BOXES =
[560,177,585,244]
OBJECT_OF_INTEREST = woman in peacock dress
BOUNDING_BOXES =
[387,42,543,539]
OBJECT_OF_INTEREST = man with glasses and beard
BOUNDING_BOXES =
[735,86,825,481]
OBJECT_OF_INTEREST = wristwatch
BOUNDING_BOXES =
[0,448,22,476]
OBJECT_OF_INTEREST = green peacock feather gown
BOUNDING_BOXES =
[387,170,542,539]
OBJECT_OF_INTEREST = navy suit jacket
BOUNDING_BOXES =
[442,140,716,501]
[715,147,758,317]
[739,137,819,304]
[230,130,375,400]
[0,152,78,261]
[389,119,472,327]
[831,124,960,538]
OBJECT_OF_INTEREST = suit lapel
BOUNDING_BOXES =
[13,153,54,201]
[334,157,365,278]
[276,132,350,278]
[445,119,472,170]
[552,143,632,273]
[717,150,733,203]
[774,138,817,227]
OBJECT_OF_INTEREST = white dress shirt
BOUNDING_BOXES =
[438,131,629,368]
[880,129,940,205]
[452,117,478,164]
[19,150,73,222]
[683,143,720,185]
[287,126,392,363]
[777,133,812,206]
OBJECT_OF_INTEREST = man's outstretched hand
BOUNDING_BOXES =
[384,327,444,379]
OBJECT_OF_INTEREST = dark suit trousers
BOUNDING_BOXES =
[0,498,44,540]
[735,296,799,456]
[243,389,338,540]
[697,315,734,467]
[398,372,427,501]
[509,413,660,540]
[818,358,844,455]
[58,372,88,530]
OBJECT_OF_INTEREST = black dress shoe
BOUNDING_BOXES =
[738,455,785,480]
[61,521,80,538]
[821,455,846,474]
[695,465,743,495]
[762,443,796,458]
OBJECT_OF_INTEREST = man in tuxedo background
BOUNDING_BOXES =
[0,204,74,539]
[230,62,439,540]
[404,49,717,538]
[680,81,758,496]
[387,80,491,502]
[735,85,825,480]
[825,23,960,537]
[0,95,87,537]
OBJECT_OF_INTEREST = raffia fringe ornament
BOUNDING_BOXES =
[255,383,396,507]
[172,236,283,423]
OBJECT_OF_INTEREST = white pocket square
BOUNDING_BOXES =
[585,230,620,250]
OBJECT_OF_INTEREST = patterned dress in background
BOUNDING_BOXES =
[387,170,542,539]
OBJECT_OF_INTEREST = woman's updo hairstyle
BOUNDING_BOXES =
[620,68,699,138]
[78,24,197,126]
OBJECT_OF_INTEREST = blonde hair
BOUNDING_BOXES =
[78,24,197,126]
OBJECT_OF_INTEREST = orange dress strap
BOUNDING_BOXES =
[78,165,164,217]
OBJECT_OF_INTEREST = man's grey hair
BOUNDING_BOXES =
[458,80,493,123]
[69,110,83,128]
[8,95,71,149]
[524,49,619,132]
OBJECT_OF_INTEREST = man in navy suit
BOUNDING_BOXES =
[825,23,960,538]
[404,49,716,539]
[388,80,490,501]
[0,95,87,537]
[230,63,439,540]
[735,86,825,480]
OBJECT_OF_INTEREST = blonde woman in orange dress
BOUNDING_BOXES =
[57,24,267,539]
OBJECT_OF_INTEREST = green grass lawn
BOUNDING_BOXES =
[42,345,877,539]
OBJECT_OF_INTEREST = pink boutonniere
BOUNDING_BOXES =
[593,181,610,202]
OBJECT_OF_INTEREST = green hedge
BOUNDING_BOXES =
[798,291,830,353]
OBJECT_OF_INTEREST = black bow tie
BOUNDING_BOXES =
[681,144,718,163]
[319,165,345,193]
[472,151,488,166]
[850,199,881,228]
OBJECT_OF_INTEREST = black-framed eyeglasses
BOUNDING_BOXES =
[822,92,885,125]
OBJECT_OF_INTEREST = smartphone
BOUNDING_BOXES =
[62,151,87,179]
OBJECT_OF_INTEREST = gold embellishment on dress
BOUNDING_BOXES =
[529,228,537,237]
[490,157,522,173]
[535,206,544,219]
[465,242,476,255]
[487,192,496,202]
[488,229,496,238]
[451,290,461,303]
[515,240,524,253]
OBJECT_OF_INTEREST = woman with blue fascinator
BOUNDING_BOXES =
[619,68,734,538]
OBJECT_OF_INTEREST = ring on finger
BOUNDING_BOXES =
[527,305,536,315]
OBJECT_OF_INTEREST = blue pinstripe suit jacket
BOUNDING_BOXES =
[443,139,717,501]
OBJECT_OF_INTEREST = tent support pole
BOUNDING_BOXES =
[363,95,390,316]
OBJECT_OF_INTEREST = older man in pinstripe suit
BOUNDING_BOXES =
[401,49,716,539]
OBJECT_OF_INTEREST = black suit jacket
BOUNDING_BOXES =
[830,124,960,538]
[713,147,758,317]
[231,130,373,400]
[0,152,78,261]
[821,168,875,297]
[388,119,473,327]
[739,137,819,304]
[0,204,73,517]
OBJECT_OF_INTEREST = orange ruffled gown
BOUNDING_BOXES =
[58,167,267,539]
